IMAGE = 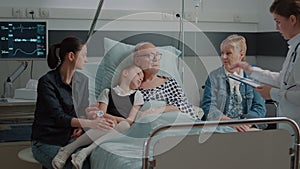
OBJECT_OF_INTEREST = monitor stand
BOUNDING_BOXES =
[3,61,28,98]
[0,98,8,103]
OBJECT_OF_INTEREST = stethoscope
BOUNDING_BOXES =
[291,42,300,63]
[283,42,300,89]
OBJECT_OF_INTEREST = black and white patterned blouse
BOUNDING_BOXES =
[139,77,200,120]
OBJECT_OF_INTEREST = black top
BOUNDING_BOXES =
[31,68,77,146]
[107,89,135,118]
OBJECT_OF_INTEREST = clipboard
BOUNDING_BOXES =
[228,73,262,88]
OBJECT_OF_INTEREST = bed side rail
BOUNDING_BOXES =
[142,117,300,169]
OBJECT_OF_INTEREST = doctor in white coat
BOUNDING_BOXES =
[232,0,300,132]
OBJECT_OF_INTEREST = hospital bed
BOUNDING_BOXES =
[85,37,299,169]
[90,115,299,169]
[143,117,299,169]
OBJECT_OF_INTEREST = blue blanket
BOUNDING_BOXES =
[90,112,235,169]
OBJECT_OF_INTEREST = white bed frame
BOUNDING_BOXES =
[143,117,300,169]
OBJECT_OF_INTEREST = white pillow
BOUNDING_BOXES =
[95,38,182,98]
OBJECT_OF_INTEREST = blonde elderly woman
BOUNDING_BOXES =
[201,34,266,132]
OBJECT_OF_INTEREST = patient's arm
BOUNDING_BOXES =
[137,105,180,119]
[163,105,180,112]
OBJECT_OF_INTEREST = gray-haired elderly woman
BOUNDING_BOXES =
[133,42,200,120]
[201,34,266,132]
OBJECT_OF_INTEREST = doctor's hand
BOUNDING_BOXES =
[230,61,253,75]
[255,85,272,100]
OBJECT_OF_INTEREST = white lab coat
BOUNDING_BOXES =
[251,33,300,133]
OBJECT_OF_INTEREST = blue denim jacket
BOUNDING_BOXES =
[201,67,266,125]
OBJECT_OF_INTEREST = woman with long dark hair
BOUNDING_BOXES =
[31,37,115,169]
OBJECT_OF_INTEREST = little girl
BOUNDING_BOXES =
[52,65,144,169]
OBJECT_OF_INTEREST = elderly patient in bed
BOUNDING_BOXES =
[88,38,231,169]
[89,41,203,169]
[132,42,200,120]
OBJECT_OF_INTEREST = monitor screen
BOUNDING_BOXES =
[0,20,47,60]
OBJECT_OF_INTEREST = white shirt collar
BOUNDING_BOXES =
[224,67,243,87]
[224,68,243,79]
[224,68,243,101]
[288,33,300,47]
[112,85,136,96]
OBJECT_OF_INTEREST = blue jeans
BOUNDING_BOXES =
[31,141,90,169]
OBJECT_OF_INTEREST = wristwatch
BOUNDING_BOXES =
[97,110,104,117]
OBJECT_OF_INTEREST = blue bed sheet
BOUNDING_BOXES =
[90,112,235,169]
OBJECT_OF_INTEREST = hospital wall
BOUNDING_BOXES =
[0,0,287,97]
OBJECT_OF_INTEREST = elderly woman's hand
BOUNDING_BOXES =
[232,124,252,132]
[221,115,252,132]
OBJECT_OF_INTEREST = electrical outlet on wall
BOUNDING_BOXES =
[12,8,25,18]
[26,8,38,19]
[39,8,49,18]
